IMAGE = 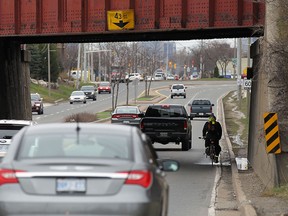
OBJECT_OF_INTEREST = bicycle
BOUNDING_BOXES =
[199,136,218,166]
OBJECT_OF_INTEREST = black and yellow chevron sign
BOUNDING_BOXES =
[263,112,281,154]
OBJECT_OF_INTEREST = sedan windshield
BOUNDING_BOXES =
[17,133,132,160]
[81,86,94,91]
[99,82,110,87]
[71,91,84,96]
[31,94,40,101]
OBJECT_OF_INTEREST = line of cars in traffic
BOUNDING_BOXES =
[69,82,111,104]
[0,83,216,215]
[0,93,181,215]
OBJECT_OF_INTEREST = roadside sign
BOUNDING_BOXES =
[232,58,237,66]
[107,10,134,30]
[237,79,242,86]
[263,112,281,154]
[243,80,251,90]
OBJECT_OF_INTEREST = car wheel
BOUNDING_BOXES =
[181,138,190,151]
[184,95,186,99]
[98,91,101,94]
[84,101,86,104]
[41,109,44,115]
[70,102,73,104]
[38,110,41,115]
[171,95,173,99]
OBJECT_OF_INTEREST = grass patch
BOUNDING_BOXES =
[96,110,112,120]
[31,83,76,103]
[137,95,157,101]
[223,91,240,136]
[263,184,288,199]
[223,90,250,156]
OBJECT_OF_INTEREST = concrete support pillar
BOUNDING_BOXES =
[264,0,288,186]
[0,41,31,120]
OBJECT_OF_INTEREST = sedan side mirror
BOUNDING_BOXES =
[159,159,180,172]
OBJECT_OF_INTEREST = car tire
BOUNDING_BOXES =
[181,138,190,151]
[93,97,96,101]
[38,110,41,115]
[184,95,186,99]
[83,101,86,104]
[41,109,44,115]
[70,102,73,104]
[98,92,101,94]
[171,95,173,99]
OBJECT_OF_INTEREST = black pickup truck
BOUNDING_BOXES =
[140,104,192,151]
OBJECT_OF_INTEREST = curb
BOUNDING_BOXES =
[219,93,257,216]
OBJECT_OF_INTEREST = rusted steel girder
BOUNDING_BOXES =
[0,0,265,42]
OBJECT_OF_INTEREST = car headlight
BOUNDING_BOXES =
[35,104,41,107]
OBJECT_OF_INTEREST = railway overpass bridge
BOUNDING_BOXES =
[3,0,287,190]
[0,0,265,119]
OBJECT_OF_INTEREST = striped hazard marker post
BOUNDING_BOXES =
[263,112,281,154]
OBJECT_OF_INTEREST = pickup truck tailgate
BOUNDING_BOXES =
[141,118,186,132]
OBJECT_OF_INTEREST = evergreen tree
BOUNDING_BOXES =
[214,66,219,78]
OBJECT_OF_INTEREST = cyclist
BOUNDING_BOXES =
[202,114,222,163]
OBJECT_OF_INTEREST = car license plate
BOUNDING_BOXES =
[0,144,9,153]
[56,178,86,192]
[123,121,130,124]
[160,132,168,137]
[199,113,204,115]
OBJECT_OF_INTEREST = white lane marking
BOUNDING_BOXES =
[208,166,221,216]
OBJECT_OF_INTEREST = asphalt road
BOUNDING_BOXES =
[33,80,237,216]
[153,82,237,216]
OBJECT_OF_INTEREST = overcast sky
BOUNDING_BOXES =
[175,38,235,50]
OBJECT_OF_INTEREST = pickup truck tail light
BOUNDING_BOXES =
[140,121,144,130]
[184,120,188,130]
[121,170,152,188]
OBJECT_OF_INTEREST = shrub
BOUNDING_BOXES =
[64,112,97,122]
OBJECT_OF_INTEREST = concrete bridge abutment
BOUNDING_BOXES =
[0,41,31,120]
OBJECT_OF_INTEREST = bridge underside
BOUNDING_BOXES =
[0,0,265,43]
[1,27,263,44]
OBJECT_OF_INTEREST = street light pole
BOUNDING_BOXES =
[48,44,51,97]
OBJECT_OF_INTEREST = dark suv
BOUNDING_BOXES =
[31,93,44,115]
[80,85,97,101]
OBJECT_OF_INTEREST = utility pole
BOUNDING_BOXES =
[237,38,242,107]
[48,44,51,97]
[76,44,81,89]
[233,38,237,79]
[247,38,251,117]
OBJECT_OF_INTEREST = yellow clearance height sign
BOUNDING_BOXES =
[263,112,281,154]
[107,9,135,31]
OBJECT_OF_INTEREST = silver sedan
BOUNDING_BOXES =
[0,123,179,216]
[69,91,87,104]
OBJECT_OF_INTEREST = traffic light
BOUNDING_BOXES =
[247,67,253,79]
[169,61,172,68]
